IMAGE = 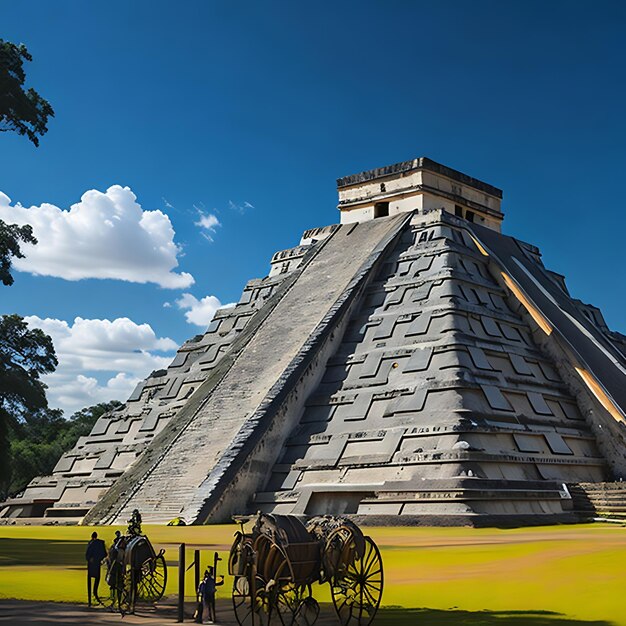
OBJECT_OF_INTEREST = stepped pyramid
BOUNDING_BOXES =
[3,158,626,526]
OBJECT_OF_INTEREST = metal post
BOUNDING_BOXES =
[213,550,222,578]
[213,551,222,624]
[194,549,200,595]
[178,543,185,623]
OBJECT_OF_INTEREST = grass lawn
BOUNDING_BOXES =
[0,523,625,625]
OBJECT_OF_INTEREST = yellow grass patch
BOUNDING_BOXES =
[1,523,625,625]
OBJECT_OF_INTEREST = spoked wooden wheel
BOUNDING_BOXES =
[331,537,383,626]
[322,525,365,584]
[233,575,272,626]
[276,583,319,626]
[252,535,293,626]
[96,585,117,610]
[96,586,116,610]
[118,567,135,616]
[136,554,167,602]
[96,579,118,610]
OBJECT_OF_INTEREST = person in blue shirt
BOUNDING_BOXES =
[195,566,224,623]
[85,531,107,606]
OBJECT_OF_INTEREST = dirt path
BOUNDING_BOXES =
[0,599,340,625]
[0,599,227,625]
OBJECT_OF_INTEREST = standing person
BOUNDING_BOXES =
[127,509,142,536]
[109,530,122,556]
[107,531,122,568]
[194,572,207,624]
[203,566,224,624]
[85,531,107,607]
[112,530,122,549]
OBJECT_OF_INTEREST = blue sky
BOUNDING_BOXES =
[1,0,625,414]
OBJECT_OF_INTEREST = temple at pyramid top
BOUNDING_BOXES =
[337,157,503,230]
[2,157,625,527]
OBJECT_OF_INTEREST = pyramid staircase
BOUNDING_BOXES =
[568,482,626,521]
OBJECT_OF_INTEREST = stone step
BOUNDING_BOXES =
[580,499,626,505]
[572,488,626,494]
[575,503,626,508]
[575,494,626,500]
[571,492,626,498]
[567,482,626,520]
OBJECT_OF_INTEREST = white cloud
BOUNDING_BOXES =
[175,293,228,327]
[25,315,178,415]
[49,373,140,418]
[195,211,220,242]
[0,186,194,289]
[228,200,255,214]
[196,213,220,230]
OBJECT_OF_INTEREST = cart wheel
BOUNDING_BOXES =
[252,535,293,625]
[95,586,116,611]
[322,525,365,583]
[331,537,383,626]
[232,575,270,626]
[106,560,125,612]
[229,532,247,577]
[95,582,117,610]
[136,554,167,602]
[276,583,318,626]
[295,597,320,626]
[118,566,135,616]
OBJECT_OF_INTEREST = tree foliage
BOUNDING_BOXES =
[0,39,45,283]
[0,314,57,495]
[0,314,57,416]
[0,195,49,487]
[5,401,122,497]
[0,220,36,286]
[0,39,54,146]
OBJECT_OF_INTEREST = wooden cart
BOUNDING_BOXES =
[228,513,383,626]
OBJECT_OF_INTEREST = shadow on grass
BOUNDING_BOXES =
[0,538,87,566]
[0,600,617,626]
[374,606,615,626]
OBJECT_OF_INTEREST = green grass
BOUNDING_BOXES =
[1,523,625,625]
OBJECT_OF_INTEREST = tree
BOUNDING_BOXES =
[0,220,36,286]
[0,314,56,417]
[0,39,54,147]
[0,181,49,493]
[0,314,57,494]
[0,38,62,499]
[0,38,46,283]
[7,407,64,498]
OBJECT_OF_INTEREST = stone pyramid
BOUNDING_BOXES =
[3,158,625,526]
